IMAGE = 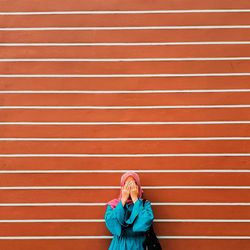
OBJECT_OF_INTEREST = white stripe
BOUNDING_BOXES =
[157,219,250,222]
[0,153,250,157]
[1,9,250,15]
[140,236,250,239]
[0,236,249,240]
[1,105,250,109]
[0,89,249,94]
[3,25,250,31]
[0,170,250,174]
[0,121,249,125]
[1,73,250,78]
[2,57,250,62]
[0,219,249,223]
[0,202,249,206]
[0,186,250,190]
[1,41,250,46]
[1,137,250,141]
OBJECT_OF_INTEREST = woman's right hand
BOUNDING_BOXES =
[121,181,131,206]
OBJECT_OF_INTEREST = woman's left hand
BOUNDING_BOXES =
[130,182,139,203]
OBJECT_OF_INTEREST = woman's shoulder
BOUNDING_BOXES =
[141,198,151,204]
[105,198,121,209]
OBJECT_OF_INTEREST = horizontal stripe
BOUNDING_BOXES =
[1,137,250,141]
[0,202,249,206]
[1,9,250,15]
[0,153,250,157]
[1,73,250,78]
[1,170,250,174]
[1,41,250,46]
[3,25,250,31]
[2,57,250,62]
[0,89,249,93]
[0,89,249,94]
[0,186,250,190]
[0,219,249,223]
[1,105,250,109]
[0,236,249,240]
[1,121,249,125]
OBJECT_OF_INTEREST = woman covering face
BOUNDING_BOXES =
[104,171,155,250]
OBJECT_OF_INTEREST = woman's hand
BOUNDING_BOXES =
[121,181,130,206]
[130,182,139,203]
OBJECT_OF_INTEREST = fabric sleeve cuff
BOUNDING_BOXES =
[115,200,126,225]
[125,198,142,225]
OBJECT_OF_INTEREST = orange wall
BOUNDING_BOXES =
[1,0,250,249]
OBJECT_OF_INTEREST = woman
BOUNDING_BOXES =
[104,171,155,249]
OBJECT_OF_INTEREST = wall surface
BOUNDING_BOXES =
[0,0,250,249]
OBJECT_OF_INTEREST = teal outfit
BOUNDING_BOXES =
[104,198,154,250]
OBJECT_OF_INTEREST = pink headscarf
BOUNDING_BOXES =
[106,171,144,209]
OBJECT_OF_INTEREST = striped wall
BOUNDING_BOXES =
[0,0,250,249]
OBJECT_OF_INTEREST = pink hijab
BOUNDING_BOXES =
[106,171,144,209]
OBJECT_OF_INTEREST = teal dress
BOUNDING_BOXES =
[104,198,154,250]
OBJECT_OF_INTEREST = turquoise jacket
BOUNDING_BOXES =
[104,198,154,249]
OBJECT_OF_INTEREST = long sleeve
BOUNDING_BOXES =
[104,200,127,236]
[126,199,154,232]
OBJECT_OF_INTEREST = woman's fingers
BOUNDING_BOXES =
[124,180,138,192]
[125,181,132,188]
[125,182,130,191]
[129,182,138,192]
